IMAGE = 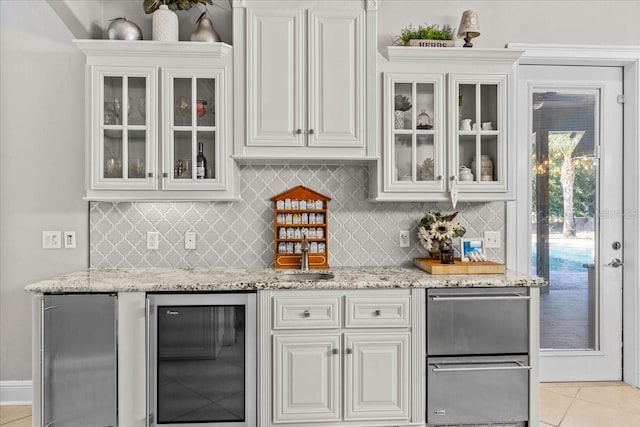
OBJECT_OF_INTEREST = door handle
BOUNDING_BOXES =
[607,258,623,268]
[430,294,531,302]
[432,361,531,372]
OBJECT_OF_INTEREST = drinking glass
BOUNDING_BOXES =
[176,96,190,125]
[196,99,208,118]
[138,98,146,120]
[113,97,122,124]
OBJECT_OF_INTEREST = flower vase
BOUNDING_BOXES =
[439,240,455,264]
[152,5,179,41]
[394,110,404,129]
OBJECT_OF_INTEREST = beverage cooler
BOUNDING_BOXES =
[426,288,531,426]
[147,292,256,427]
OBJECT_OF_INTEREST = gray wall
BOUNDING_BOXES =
[0,2,88,382]
[2,0,640,385]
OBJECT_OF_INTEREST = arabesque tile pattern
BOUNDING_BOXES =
[90,164,505,269]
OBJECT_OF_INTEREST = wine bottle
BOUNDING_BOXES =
[196,142,206,179]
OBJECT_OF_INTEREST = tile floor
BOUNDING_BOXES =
[1,382,639,426]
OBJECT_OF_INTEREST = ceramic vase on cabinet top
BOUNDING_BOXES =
[191,13,221,42]
[152,5,179,41]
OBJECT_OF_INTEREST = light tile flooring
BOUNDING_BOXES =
[1,382,639,426]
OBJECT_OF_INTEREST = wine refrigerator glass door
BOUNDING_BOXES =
[148,293,256,427]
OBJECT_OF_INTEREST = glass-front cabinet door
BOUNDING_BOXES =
[163,69,223,190]
[93,68,157,190]
[450,74,507,193]
[384,73,445,193]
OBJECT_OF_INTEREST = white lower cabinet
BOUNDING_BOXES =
[274,334,342,423]
[260,289,423,427]
[344,333,410,421]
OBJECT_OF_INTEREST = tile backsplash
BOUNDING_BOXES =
[90,165,504,268]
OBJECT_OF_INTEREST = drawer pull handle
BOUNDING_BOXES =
[346,348,352,355]
[303,310,310,318]
[374,309,381,316]
[430,294,531,302]
[296,129,302,134]
[332,348,339,355]
[431,361,531,372]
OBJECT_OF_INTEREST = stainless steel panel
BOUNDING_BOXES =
[43,294,117,427]
[427,355,529,425]
[427,288,529,355]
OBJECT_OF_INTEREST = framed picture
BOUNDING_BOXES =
[460,238,485,262]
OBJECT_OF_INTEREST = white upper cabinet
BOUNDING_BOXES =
[372,47,523,202]
[234,0,377,161]
[75,41,238,201]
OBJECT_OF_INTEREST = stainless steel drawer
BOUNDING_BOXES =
[427,288,529,355]
[427,355,530,425]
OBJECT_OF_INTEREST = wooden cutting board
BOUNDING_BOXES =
[414,258,506,275]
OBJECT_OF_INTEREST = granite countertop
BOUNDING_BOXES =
[25,267,547,293]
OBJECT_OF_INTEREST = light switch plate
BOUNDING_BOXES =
[484,231,501,248]
[147,231,159,250]
[42,231,61,249]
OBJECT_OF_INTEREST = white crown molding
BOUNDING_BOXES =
[507,43,640,65]
[0,381,32,405]
[387,46,524,64]
[73,40,233,59]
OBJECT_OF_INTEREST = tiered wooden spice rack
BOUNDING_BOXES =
[271,185,331,269]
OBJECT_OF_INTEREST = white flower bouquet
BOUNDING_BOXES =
[417,211,466,253]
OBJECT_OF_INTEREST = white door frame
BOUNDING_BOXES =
[506,44,640,387]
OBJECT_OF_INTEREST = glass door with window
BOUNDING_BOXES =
[163,69,222,190]
[517,65,623,381]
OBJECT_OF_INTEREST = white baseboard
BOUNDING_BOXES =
[0,380,32,405]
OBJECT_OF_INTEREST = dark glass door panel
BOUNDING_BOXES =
[156,305,246,424]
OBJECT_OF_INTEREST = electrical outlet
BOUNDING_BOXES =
[399,229,410,248]
[185,232,196,250]
[484,231,501,249]
[147,231,159,250]
[63,231,76,249]
[42,231,61,249]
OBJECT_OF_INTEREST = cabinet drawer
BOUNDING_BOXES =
[427,288,529,355]
[273,295,341,329]
[345,294,411,328]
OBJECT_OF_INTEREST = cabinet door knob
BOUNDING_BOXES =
[296,129,302,134]
[309,129,315,135]
[332,348,339,355]
[450,175,456,181]
[346,348,352,355]
[148,172,154,178]
[162,172,169,178]
[374,309,381,316]
[437,175,443,181]
[303,310,310,318]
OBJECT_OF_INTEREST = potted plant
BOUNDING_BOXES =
[394,23,455,47]
[394,94,412,129]
[143,0,212,14]
[143,0,213,41]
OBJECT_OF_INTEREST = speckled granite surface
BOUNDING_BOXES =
[25,267,546,293]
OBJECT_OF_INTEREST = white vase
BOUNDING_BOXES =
[152,5,179,41]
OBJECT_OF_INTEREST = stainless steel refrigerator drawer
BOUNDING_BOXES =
[427,288,529,355]
[427,356,530,425]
